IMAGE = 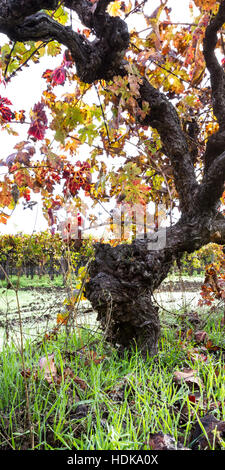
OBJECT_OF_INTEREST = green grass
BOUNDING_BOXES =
[0,272,204,290]
[0,274,64,289]
[0,309,225,451]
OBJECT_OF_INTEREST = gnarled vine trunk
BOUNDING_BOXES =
[85,215,218,356]
[85,239,172,356]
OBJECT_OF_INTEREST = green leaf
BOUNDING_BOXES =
[47,41,62,57]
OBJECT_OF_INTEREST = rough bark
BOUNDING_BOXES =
[139,79,199,213]
[203,1,225,174]
[85,213,216,356]
[0,0,129,83]
[85,239,172,356]
[2,1,225,355]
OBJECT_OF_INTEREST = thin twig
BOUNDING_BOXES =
[3,42,16,79]
[5,41,51,83]
[94,84,111,145]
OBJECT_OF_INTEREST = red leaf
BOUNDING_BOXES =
[188,394,196,403]
[32,102,48,125]
[28,102,48,140]
[0,96,13,122]
[28,120,46,140]
[51,66,66,85]
[43,67,66,86]
[42,69,54,83]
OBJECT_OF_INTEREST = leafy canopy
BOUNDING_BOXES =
[0,0,223,236]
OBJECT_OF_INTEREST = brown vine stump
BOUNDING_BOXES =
[85,240,173,357]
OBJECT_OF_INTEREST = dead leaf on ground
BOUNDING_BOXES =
[21,355,87,390]
[205,339,222,352]
[188,347,208,363]
[188,394,196,404]
[46,365,87,389]
[83,349,106,366]
[148,432,189,450]
[21,367,38,380]
[191,414,225,450]
[194,330,208,344]
[69,371,87,390]
[173,368,204,390]
[39,353,57,384]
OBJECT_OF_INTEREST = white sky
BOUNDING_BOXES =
[0,0,197,236]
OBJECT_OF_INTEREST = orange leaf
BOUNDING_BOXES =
[0,213,9,224]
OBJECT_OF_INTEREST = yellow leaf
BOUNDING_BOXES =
[57,313,69,325]
[107,0,121,17]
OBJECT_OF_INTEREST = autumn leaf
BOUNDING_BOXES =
[47,41,61,57]
[188,348,208,363]
[173,368,204,389]
[205,339,222,352]
[0,95,13,122]
[193,0,218,11]
[42,68,54,83]
[22,188,31,202]
[194,330,208,344]
[188,394,196,404]
[57,312,69,325]
[28,102,48,140]
[71,374,88,390]
[60,367,87,389]
[191,414,225,450]
[148,432,189,450]
[0,212,10,224]
[39,353,57,384]
[83,349,105,366]
[51,66,67,86]
[0,182,13,208]
[14,109,25,123]
[107,0,122,17]
[14,169,32,188]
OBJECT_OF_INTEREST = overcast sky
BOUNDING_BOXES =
[0,1,196,236]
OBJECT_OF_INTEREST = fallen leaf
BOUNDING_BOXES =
[194,330,208,344]
[21,368,32,378]
[205,340,221,352]
[83,349,105,366]
[188,347,208,363]
[148,432,189,450]
[191,414,225,450]
[21,367,38,381]
[39,354,57,384]
[188,394,196,404]
[69,372,88,390]
[173,368,204,390]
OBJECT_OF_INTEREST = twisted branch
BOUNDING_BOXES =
[202,1,225,175]
[0,0,129,83]
[195,1,225,212]
[138,79,198,213]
